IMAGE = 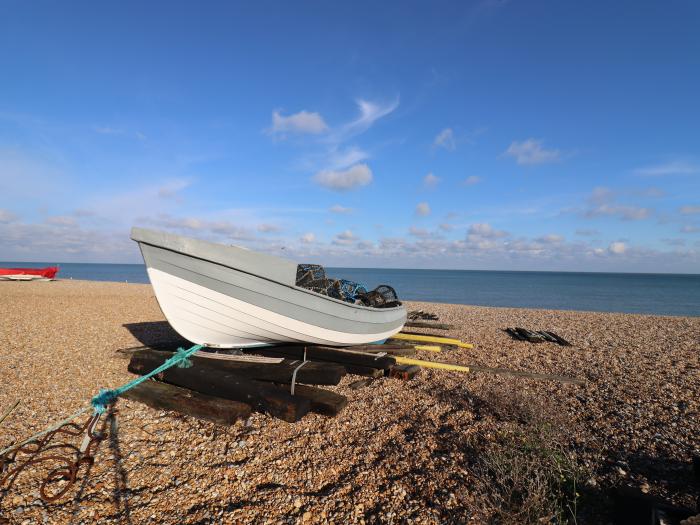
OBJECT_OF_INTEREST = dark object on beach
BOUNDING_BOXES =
[407,310,440,321]
[130,347,345,385]
[122,379,251,425]
[611,486,696,525]
[343,364,385,378]
[504,327,572,346]
[693,451,700,480]
[403,320,455,330]
[348,378,374,390]
[387,364,421,380]
[246,345,397,371]
[128,354,311,422]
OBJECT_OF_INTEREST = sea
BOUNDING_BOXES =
[2,262,699,317]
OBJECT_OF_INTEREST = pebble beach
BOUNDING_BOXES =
[1,280,699,524]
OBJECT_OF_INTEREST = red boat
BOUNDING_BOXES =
[0,266,59,281]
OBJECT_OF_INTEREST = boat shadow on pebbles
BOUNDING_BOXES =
[123,321,191,349]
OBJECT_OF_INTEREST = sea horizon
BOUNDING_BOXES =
[3,261,699,317]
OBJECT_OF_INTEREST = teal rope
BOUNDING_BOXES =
[0,344,203,457]
[91,344,203,413]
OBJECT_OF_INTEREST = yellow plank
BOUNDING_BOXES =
[395,356,470,373]
[413,345,441,353]
[391,333,474,349]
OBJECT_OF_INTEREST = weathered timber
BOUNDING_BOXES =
[248,345,396,370]
[403,321,454,330]
[348,378,374,390]
[128,356,310,422]
[387,364,421,380]
[343,365,384,378]
[354,345,417,356]
[281,384,347,417]
[504,328,526,341]
[130,348,344,385]
[121,380,251,425]
[542,331,572,346]
[536,331,558,343]
[466,364,584,385]
[515,327,546,343]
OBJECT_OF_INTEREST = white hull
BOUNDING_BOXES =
[149,268,401,348]
[0,275,52,281]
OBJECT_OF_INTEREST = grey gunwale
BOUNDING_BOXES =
[132,228,406,336]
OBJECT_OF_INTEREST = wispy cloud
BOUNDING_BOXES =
[504,139,561,165]
[415,202,431,216]
[314,164,373,191]
[0,209,18,223]
[300,232,316,244]
[423,173,440,188]
[634,160,700,176]
[680,205,700,215]
[433,128,456,151]
[329,204,353,214]
[329,98,399,143]
[582,187,652,221]
[681,225,700,233]
[269,110,328,136]
[409,226,431,238]
[157,178,192,199]
[463,175,481,186]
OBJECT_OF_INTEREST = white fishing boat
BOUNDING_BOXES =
[131,228,406,348]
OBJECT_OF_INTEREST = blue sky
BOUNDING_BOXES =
[1,1,699,272]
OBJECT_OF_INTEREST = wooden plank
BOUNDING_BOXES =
[121,380,251,425]
[128,356,310,423]
[403,321,454,330]
[390,333,473,349]
[348,378,373,390]
[248,345,396,370]
[343,365,384,378]
[355,345,417,356]
[280,384,348,417]
[131,348,345,385]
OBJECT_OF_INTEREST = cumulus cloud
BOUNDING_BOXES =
[0,209,18,223]
[415,202,431,216]
[467,223,508,239]
[300,232,316,244]
[433,128,456,151]
[463,176,481,186]
[314,164,373,191]
[504,139,561,165]
[329,204,353,214]
[634,160,700,176]
[680,205,700,215]
[439,223,454,232]
[270,110,328,135]
[423,173,440,188]
[333,229,357,245]
[608,242,627,255]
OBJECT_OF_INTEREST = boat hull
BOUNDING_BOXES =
[134,233,406,348]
